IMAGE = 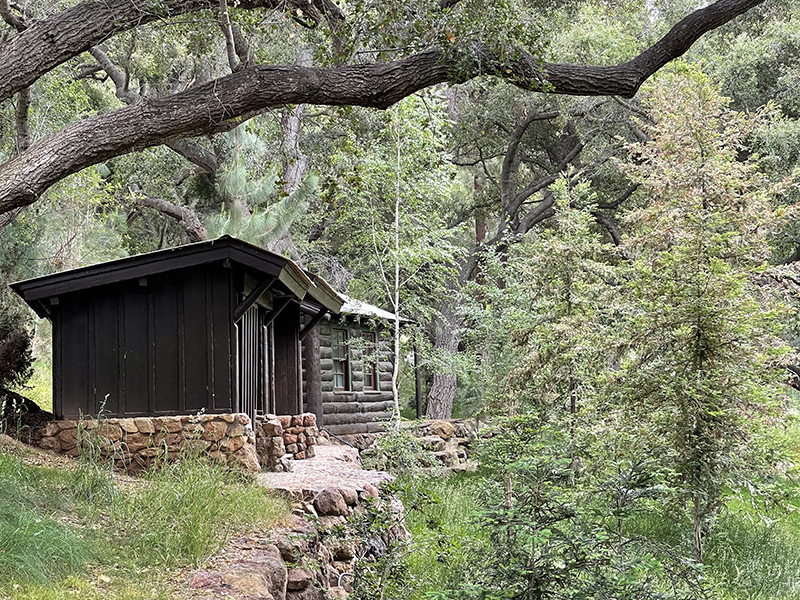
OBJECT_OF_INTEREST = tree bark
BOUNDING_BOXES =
[133,195,206,242]
[270,47,313,260]
[0,0,764,104]
[426,302,463,420]
[0,0,344,103]
[303,325,323,426]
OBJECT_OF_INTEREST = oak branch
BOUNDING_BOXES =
[0,0,767,215]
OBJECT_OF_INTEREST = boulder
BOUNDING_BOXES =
[313,488,349,516]
[429,420,455,440]
[287,568,311,591]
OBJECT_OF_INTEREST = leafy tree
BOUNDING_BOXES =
[613,66,792,562]
[0,0,772,222]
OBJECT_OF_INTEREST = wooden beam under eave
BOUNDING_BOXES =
[233,277,275,322]
[263,296,293,328]
[299,307,328,341]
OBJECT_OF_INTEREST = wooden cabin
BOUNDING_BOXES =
[302,296,400,438]
[10,236,343,425]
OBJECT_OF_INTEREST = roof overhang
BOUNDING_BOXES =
[11,236,345,319]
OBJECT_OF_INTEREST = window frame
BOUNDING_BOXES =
[361,330,379,392]
[331,327,350,391]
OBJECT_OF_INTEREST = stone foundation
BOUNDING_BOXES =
[255,413,318,472]
[37,413,260,474]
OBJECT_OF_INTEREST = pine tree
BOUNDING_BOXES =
[616,66,791,562]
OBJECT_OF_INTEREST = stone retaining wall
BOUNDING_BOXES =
[404,419,477,472]
[37,413,260,474]
[255,413,319,472]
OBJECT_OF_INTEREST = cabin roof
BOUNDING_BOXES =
[339,294,411,323]
[11,235,344,318]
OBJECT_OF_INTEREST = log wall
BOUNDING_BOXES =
[312,318,395,437]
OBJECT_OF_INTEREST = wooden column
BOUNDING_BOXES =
[303,324,323,426]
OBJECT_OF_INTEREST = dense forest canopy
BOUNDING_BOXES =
[0,0,771,215]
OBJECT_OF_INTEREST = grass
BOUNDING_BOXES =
[0,445,290,600]
[401,474,485,598]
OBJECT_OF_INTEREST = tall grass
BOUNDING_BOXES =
[402,474,484,598]
[0,449,290,599]
[0,453,93,586]
[706,513,800,600]
[111,456,289,566]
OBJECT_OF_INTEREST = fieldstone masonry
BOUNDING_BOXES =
[255,412,319,472]
[34,412,318,474]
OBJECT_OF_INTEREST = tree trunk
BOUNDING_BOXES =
[426,303,463,419]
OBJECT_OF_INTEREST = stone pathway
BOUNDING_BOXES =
[256,442,392,500]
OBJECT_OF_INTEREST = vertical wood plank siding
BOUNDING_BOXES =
[54,265,234,419]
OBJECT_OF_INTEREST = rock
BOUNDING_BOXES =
[284,433,299,445]
[118,418,138,433]
[338,488,358,506]
[287,587,326,600]
[287,568,311,591]
[327,588,349,600]
[362,483,380,498]
[231,443,261,474]
[295,450,306,460]
[189,570,222,589]
[39,436,60,452]
[332,541,355,561]
[123,432,149,453]
[429,420,455,440]
[95,423,121,441]
[134,417,155,434]
[43,421,61,437]
[434,450,457,467]
[306,446,315,458]
[302,413,316,427]
[203,420,228,441]
[183,423,204,436]
[318,515,347,529]
[221,413,236,423]
[314,488,349,516]
[224,435,245,452]
[278,415,292,428]
[235,414,251,426]
[228,423,245,438]
[58,428,78,450]
[261,419,284,436]
[291,415,303,427]
[162,417,183,433]
[271,436,286,457]
[286,444,298,455]
[258,545,288,599]
[181,438,209,454]
[419,436,446,452]
[221,567,274,598]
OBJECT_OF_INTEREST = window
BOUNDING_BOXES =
[362,331,378,391]
[332,328,349,390]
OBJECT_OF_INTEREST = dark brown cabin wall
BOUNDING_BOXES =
[272,301,301,415]
[55,265,234,419]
